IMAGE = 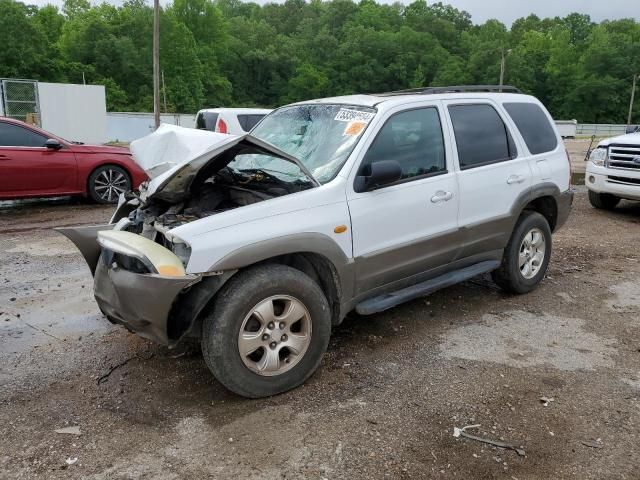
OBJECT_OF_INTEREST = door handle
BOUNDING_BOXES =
[0,154,10,161]
[431,190,453,203]
[507,174,526,184]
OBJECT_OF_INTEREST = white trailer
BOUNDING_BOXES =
[554,119,578,138]
[1,78,108,144]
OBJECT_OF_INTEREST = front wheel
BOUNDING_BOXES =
[201,264,331,398]
[88,165,131,204]
[492,211,552,294]
[588,190,620,210]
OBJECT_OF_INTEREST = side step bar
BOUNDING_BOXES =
[355,260,501,315]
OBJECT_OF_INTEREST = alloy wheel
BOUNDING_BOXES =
[237,295,312,376]
[518,227,546,279]
[94,169,129,202]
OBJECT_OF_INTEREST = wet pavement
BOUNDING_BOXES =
[1,141,639,479]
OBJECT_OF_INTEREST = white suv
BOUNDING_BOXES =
[586,130,640,209]
[61,86,573,398]
[195,108,272,135]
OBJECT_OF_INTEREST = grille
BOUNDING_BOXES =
[607,176,640,186]
[607,144,640,170]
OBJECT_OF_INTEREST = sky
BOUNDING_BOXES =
[25,0,640,26]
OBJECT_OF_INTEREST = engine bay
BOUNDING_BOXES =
[124,166,312,241]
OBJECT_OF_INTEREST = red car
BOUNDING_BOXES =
[0,117,147,204]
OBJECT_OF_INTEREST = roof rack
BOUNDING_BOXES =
[376,85,522,96]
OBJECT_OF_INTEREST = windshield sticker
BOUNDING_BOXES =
[344,121,367,136]
[334,108,375,123]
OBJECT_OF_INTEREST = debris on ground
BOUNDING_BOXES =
[540,396,555,407]
[581,439,604,449]
[453,424,526,456]
[96,353,155,385]
[55,426,81,435]
[65,457,78,465]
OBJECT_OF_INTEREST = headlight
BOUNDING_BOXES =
[97,230,186,277]
[589,147,607,166]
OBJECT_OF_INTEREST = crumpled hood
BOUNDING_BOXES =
[130,124,233,178]
[131,124,318,203]
[598,132,640,147]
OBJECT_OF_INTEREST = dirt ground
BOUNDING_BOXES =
[1,140,639,479]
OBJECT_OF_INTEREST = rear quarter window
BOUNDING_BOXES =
[237,114,266,132]
[503,102,558,155]
[196,112,219,131]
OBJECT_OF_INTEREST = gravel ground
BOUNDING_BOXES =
[1,140,639,479]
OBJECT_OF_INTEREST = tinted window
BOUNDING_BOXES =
[360,107,446,181]
[448,104,517,169]
[503,102,558,154]
[196,112,218,131]
[0,122,47,147]
[238,114,266,132]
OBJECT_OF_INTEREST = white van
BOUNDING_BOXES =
[195,108,272,135]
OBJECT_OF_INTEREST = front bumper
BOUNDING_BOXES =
[585,164,640,201]
[94,255,198,345]
[58,224,201,345]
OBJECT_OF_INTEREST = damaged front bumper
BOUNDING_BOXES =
[58,225,201,345]
[93,257,197,344]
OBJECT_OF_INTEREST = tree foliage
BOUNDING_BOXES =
[0,0,638,122]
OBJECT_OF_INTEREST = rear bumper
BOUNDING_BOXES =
[94,256,198,345]
[555,189,574,231]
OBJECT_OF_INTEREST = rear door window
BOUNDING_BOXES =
[503,102,558,154]
[196,112,219,131]
[237,114,266,132]
[0,122,47,147]
[448,104,517,169]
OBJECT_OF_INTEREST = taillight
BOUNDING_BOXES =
[565,148,572,190]
[216,118,228,134]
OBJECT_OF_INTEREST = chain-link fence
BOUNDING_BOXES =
[0,79,40,125]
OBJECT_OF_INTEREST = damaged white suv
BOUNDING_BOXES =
[61,86,573,398]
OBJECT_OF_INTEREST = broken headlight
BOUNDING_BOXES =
[161,230,192,269]
[167,238,192,268]
[97,230,187,277]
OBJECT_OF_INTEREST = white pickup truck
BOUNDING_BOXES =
[586,130,640,209]
[60,85,572,398]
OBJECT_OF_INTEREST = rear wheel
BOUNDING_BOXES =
[201,264,331,398]
[492,211,552,294]
[588,190,620,210]
[88,165,131,204]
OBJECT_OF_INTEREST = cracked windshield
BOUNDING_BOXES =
[230,104,377,184]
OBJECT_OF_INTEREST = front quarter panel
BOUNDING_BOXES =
[182,189,353,276]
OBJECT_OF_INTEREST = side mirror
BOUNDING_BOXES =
[354,160,402,192]
[45,138,63,150]
[626,125,639,134]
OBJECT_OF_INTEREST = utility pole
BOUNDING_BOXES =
[162,70,168,114]
[153,0,160,129]
[627,73,638,127]
[499,48,511,92]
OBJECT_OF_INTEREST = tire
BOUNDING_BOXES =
[201,264,332,398]
[588,190,620,210]
[88,165,131,204]
[491,211,552,294]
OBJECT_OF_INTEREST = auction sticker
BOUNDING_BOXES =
[334,108,375,123]
[344,121,367,136]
